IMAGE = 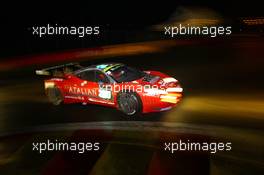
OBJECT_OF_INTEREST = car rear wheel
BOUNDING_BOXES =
[117,92,142,116]
[46,87,63,105]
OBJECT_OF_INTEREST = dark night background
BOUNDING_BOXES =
[0,2,263,175]
[0,2,263,58]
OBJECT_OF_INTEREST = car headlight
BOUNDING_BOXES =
[160,93,182,104]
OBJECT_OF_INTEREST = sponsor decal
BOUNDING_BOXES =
[96,64,108,69]
[98,89,112,99]
[81,81,87,86]
[64,96,84,100]
[88,98,114,105]
[103,64,122,72]
[68,86,97,96]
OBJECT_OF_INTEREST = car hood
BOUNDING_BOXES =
[131,71,179,87]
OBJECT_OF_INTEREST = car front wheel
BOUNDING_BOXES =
[117,92,142,116]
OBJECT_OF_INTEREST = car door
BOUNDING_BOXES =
[75,70,114,106]
[74,70,98,101]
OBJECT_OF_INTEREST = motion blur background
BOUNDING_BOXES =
[0,2,263,175]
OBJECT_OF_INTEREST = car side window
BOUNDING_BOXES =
[77,70,95,81]
[95,71,110,83]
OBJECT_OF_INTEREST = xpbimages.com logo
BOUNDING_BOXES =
[164,24,232,38]
[32,139,100,153]
[31,24,100,37]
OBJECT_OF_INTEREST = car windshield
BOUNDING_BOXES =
[106,65,146,83]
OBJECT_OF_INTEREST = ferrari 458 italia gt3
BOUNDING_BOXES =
[36,63,183,116]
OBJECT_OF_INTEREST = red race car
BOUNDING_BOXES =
[36,63,183,115]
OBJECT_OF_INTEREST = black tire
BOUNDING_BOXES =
[46,87,63,105]
[117,91,142,116]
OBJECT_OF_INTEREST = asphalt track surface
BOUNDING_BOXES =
[0,37,263,174]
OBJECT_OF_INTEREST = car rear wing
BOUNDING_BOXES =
[35,62,83,77]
